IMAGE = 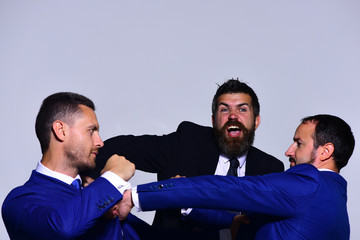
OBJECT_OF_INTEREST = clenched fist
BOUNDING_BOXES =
[101,154,135,181]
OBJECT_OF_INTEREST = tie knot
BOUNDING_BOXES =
[71,179,82,190]
[227,158,239,177]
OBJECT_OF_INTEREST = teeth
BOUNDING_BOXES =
[228,126,240,131]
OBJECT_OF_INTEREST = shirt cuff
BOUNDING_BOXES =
[131,186,142,212]
[101,171,132,195]
[181,208,193,216]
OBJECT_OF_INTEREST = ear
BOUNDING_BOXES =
[211,115,214,126]
[319,143,335,161]
[254,115,261,130]
[52,120,67,142]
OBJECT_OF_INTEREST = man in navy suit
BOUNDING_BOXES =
[86,79,284,239]
[2,92,140,240]
[120,114,355,239]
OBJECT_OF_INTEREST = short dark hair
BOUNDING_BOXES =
[301,114,355,171]
[35,92,95,154]
[212,79,260,117]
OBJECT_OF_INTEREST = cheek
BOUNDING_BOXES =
[295,149,309,161]
[239,116,254,129]
[214,116,225,129]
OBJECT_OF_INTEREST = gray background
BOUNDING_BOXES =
[1,1,359,239]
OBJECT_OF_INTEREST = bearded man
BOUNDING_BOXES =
[85,79,284,240]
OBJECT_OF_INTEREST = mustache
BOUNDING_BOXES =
[223,120,247,133]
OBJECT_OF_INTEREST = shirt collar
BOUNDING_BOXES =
[36,160,82,185]
[219,151,248,168]
[318,168,335,172]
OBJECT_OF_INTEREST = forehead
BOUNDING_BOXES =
[294,122,316,140]
[217,93,252,106]
[74,105,98,126]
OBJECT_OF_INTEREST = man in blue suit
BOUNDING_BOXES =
[2,92,140,240]
[120,114,355,239]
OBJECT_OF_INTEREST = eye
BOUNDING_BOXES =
[89,127,97,134]
[239,108,247,112]
[219,108,229,113]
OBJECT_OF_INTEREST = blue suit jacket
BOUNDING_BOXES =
[137,164,349,240]
[2,171,139,240]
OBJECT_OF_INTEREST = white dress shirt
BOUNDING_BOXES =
[36,160,131,195]
[132,152,248,212]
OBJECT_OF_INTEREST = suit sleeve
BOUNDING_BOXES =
[137,165,319,218]
[186,208,235,229]
[86,130,181,179]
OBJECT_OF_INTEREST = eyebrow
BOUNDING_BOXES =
[88,124,99,131]
[218,102,250,108]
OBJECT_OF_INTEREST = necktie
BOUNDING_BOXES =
[227,157,239,177]
[71,179,82,190]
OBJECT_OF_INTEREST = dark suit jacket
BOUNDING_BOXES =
[137,164,350,240]
[87,121,284,238]
[2,171,139,240]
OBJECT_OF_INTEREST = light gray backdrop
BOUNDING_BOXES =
[1,1,359,239]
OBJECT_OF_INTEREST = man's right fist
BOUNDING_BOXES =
[101,154,135,181]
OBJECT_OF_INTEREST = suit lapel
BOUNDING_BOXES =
[198,132,220,176]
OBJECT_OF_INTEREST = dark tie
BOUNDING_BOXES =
[71,179,82,190]
[227,157,239,177]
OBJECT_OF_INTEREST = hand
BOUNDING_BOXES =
[230,214,251,240]
[171,174,186,179]
[116,189,134,220]
[103,205,119,219]
[80,175,95,187]
[101,154,135,181]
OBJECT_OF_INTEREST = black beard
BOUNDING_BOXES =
[214,120,255,158]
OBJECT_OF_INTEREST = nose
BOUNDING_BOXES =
[94,133,104,148]
[285,144,295,157]
[228,110,238,120]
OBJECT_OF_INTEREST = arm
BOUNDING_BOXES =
[85,121,216,180]
[86,132,180,179]
[185,208,236,229]
[2,178,123,239]
[137,165,319,217]
[2,155,135,239]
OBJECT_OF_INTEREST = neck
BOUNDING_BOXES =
[41,152,78,178]
[314,160,339,173]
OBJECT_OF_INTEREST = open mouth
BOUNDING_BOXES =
[227,125,242,137]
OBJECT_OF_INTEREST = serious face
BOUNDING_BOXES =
[64,105,104,172]
[212,93,260,158]
[285,122,318,168]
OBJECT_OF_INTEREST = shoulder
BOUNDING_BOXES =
[2,172,53,209]
[177,121,212,131]
[285,164,320,178]
[248,146,282,164]
[246,146,284,173]
[176,121,213,137]
[175,121,217,148]
[282,164,322,188]
[248,146,275,158]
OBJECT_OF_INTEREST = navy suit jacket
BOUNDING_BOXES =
[137,164,350,240]
[2,171,139,240]
[87,121,284,238]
